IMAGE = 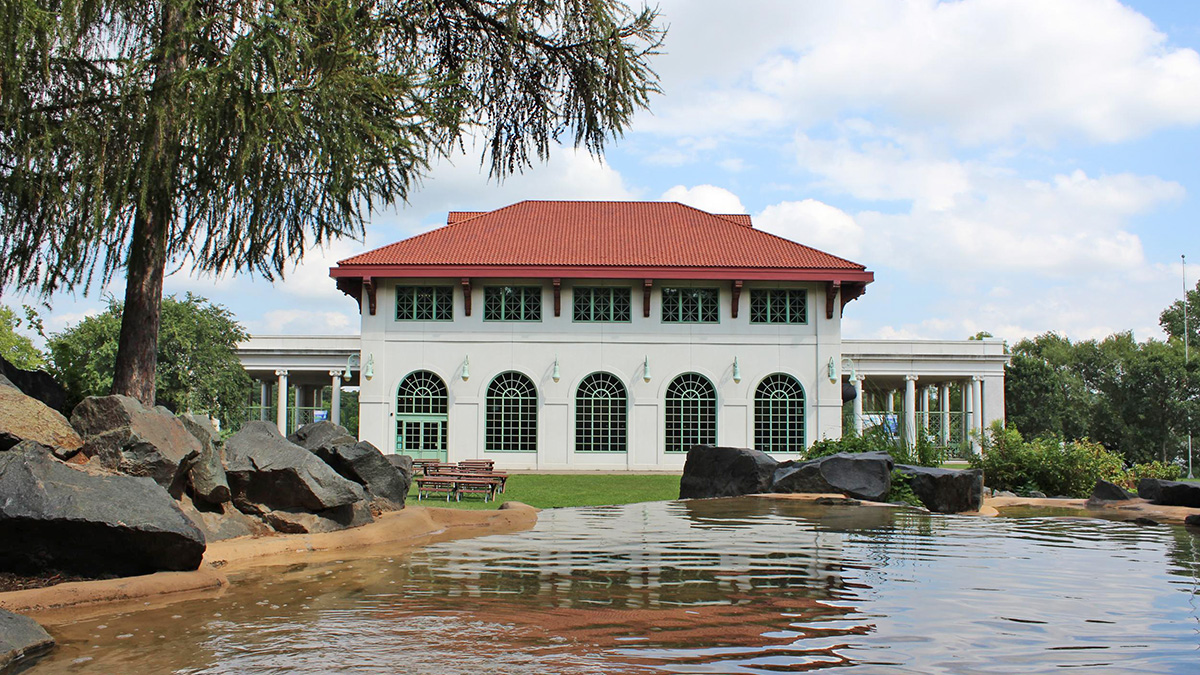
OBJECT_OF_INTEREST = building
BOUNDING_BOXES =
[286,200,1007,470]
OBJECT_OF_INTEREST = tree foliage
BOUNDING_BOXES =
[47,293,251,426]
[1160,279,1200,347]
[1,0,664,404]
[0,305,44,370]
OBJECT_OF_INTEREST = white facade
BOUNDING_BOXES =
[356,278,843,470]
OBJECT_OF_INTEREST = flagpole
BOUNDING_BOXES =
[1185,254,1193,479]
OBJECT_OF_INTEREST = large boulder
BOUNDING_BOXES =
[0,355,69,414]
[176,493,271,542]
[679,446,779,499]
[178,414,231,504]
[0,609,55,673]
[0,383,83,456]
[386,454,415,486]
[0,442,206,576]
[1139,479,1200,508]
[260,502,374,534]
[772,452,894,502]
[895,464,984,513]
[224,421,365,513]
[1090,479,1136,502]
[288,421,356,451]
[312,441,410,508]
[70,395,202,493]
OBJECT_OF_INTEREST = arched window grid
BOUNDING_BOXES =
[575,372,628,453]
[396,371,448,415]
[486,371,538,453]
[396,371,449,459]
[754,373,806,453]
[665,373,717,453]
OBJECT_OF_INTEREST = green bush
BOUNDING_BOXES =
[1124,461,1184,487]
[807,427,943,468]
[970,421,1126,498]
[885,470,925,507]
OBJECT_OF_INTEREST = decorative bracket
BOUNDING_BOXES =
[363,277,377,316]
[553,278,562,317]
[731,280,743,319]
[825,281,841,320]
[840,282,867,316]
[643,279,653,318]
[461,278,472,316]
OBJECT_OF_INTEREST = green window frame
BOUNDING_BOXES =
[750,289,807,324]
[573,287,632,322]
[575,373,627,453]
[485,371,538,452]
[396,286,453,321]
[665,373,717,453]
[661,287,720,323]
[483,286,542,321]
[396,371,449,460]
[754,373,806,453]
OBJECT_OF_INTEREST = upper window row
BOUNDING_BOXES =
[395,285,808,324]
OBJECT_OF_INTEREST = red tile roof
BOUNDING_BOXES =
[333,201,871,282]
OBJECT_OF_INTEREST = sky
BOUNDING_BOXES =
[7,0,1200,346]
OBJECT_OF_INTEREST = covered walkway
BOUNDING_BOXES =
[237,335,361,434]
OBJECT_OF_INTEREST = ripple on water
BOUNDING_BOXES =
[27,498,1200,674]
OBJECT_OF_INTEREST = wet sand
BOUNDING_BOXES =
[0,503,538,617]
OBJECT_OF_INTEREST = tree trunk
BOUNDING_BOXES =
[110,4,189,406]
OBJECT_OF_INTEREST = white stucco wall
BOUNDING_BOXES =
[356,278,845,470]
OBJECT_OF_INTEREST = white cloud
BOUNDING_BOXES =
[756,199,864,259]
[251,309,357,336]
[660,184,746,213]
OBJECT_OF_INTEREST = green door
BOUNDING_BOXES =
[397,414,448,460]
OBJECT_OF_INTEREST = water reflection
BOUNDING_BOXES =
[28,498,1200,674]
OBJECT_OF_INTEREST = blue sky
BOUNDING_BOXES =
[9,0,1200,345]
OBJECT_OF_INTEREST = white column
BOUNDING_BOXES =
[920,386,931,432]
[903,375,917,449]
[852,375,865,435]
[972,376,984,436]
[259,381,269,421]
[939,383,951,447]
[885,390,894,414]
[330,370,344,427]
[275,369,289,434]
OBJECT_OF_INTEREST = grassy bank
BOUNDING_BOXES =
[406,473,681,510]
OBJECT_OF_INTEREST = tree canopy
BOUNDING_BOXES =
[0,0,664,404]
[0,305,44,370]
[47,293,251,427]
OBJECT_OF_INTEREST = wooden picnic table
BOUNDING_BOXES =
[436,470,508,493]
[414,475,504,502]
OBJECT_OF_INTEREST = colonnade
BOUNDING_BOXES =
[254,368,347,434]
[850,375,991,453]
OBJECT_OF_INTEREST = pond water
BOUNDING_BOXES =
[28,498,1200,674]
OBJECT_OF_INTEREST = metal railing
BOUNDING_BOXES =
[858,409,973,459]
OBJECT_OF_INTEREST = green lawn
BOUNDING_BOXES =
[405,473,682,510]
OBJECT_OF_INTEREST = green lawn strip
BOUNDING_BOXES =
[405,473,682,510]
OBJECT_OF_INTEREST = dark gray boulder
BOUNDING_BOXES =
[1140,479,1200,508]
[1185,514,1200,527]
[386,454,415,486]
[313,441,410,508]
[178,414,231,504]
[288,421,356,451]
[0,608,55,673]
[0,354,69,414]
[895,464,983,513]
[71,395,202,493]
[0,443,206,576]
[224,421,365,513]
[772,452,894,502]
[1090,479,1136,502]
[679,446,779,499]
[176,493,271,542]
[260,501,374,534]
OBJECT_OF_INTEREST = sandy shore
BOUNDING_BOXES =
[0,503,538,617]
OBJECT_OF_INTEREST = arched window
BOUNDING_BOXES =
[575,373,627,453]
[486,372,538,452]
[396,371,448,460]
[755,374,806,453]
[665,373,717,453]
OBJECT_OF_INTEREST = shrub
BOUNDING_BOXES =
[1120,461,1184,489]
[885,470,925,507]
[970,421,1126,498]
[807,427,943,468]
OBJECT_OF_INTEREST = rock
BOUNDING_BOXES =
[386,454,415,485]
[0,443,206,576]
[178,414,231,504]
[176,493,270,542]
[0,608,55,673]
[313,441,410,508]
[895,465,984,513]
[771,452,894,502]
[1185,514,1200,527]
[288,421,356,452]
[679,446,779,499]
[70,395,202,493]
[995,490,1017,498]
[0,384,84,456]
[1090,479,1136,502]
[224,421,365,513]
[260,501,374,534]
[0,355,69,414]
[1028,490,1047,498]
[1139,479,1200,508]
[1130,517,1160,526]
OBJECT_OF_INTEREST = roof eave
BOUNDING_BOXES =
[329,264,874,284]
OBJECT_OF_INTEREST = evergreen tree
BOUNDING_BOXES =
[1,0,663,405]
